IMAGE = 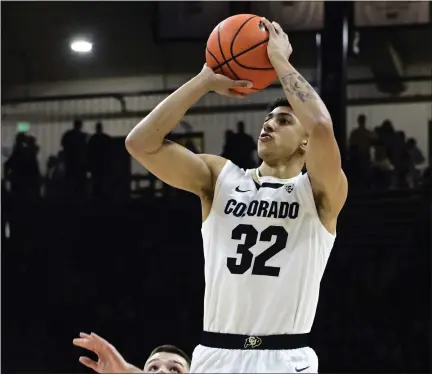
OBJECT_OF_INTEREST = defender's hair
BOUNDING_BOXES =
[267,97,292,113]
[148,345,191,367]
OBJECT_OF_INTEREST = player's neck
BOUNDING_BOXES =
[258,160,303,180]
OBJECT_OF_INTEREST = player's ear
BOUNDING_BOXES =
[300,139,308,152]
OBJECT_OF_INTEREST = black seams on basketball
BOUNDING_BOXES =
[205,14,277,94]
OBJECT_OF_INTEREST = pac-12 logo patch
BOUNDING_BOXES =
[244,336,262,348]
[285,184,295,194]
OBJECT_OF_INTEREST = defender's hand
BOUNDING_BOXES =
[199,64,252,98]
[73,332,130,373]
[261,18,293,62]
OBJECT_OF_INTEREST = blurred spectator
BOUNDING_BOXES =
[349,114,375,186]
[349,115,374,157]
[406,137,425,187]
[88,122,113,200]
[221,122,256,169]
[221,130,235,160]
[61,119,88,198]
[370,145,394,189]
[377,120,397,162]
[4,132,41,200]
[233,121,257,169]
[406,137,425,166]
[2,145,12,175]
[392,131,411,188]
[45,151,67,199]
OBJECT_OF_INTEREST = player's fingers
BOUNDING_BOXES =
[80,332,91,338]
[73,338,96,352]
[90,332,111,346]
[90,332,114,352]
[90,332,106,342]
[272,21,283,35]
[79,356,100,372]
[232,80,253,88]
[261,18,276,37]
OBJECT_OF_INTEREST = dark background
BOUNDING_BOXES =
[2,1,431,85]
[1,1,431,373]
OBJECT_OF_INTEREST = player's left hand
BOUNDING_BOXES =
[261,18,293,62]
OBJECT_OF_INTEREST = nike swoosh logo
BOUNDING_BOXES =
[295,366,310,372]
[235,186,251,193]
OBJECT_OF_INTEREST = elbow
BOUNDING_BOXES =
[125,124,141,152]
[125,121,149,155]
[125,122,162,156]
[125,133,136,155]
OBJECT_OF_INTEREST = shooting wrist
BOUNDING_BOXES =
[196,69,218,93]
[269,52,290,68]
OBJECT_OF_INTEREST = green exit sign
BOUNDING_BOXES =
[17,122,30,133]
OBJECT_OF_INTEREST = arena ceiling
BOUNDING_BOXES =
[2,2,431,88]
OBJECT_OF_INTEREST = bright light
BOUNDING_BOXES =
[70,39,92,53]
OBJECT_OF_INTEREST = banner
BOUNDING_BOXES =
[251,1,324,31]
[355,1,430,27]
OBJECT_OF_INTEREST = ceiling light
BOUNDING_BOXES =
[70,39,92,53]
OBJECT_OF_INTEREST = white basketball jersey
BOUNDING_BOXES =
[201,161,336,336]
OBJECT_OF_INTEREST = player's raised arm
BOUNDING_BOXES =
[262,18,347,222]
[125,65,252,198]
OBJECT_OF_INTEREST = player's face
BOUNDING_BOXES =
[257,106,307,163]
[144,352,189,373]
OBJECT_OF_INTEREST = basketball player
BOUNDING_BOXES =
[73,332,190,373]
[125,17,347,373]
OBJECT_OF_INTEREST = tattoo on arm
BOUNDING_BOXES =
[281,72,318,103]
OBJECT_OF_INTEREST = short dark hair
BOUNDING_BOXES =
[267,97,291,113]
[148,345,191,367]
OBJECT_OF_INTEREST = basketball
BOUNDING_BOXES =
[206,14,277,94]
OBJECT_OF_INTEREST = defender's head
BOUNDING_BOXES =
[258,98,308,165]
[144,345,190,373]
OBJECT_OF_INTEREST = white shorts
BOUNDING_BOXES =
[190,344,319,373]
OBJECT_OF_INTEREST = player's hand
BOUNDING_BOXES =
[199,64,252,98]
[73,332,131,373]
[261,18,293,62]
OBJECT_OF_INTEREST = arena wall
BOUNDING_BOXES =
[2,64,430,174]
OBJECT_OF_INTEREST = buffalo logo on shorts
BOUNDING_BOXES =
[244,336,262,348]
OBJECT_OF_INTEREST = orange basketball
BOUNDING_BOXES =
[205,14,277,94]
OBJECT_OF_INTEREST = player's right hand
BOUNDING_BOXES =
[73,332,131,373]
[199,64,253,99]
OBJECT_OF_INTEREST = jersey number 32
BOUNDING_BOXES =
[227,224,288,277]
